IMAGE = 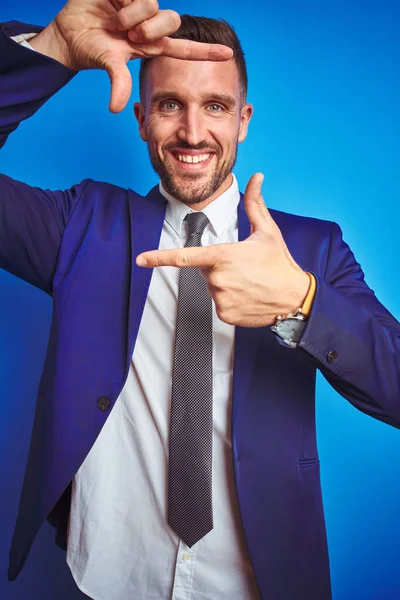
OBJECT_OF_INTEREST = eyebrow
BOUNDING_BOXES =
[150,91,237,108]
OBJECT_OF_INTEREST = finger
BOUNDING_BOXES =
[132,36,234,61]
[105,57,132,113]
[136,246,218,268]
[128,10,180,42]
[107,0,159,32]
[110,0,132,8]
[243,172,273,234]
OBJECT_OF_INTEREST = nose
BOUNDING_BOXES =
[176,105,207,147]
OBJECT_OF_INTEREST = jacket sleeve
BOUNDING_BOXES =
[298,221,400,428]
[0,21,81,294]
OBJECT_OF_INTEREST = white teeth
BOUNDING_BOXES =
[177,153,211,164]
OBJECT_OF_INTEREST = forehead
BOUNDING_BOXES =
[144,57,241,102]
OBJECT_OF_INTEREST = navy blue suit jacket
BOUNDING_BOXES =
[1,21,400,600]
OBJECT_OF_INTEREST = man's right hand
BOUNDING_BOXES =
[29,0,233,113]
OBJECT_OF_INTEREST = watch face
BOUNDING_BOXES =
[275,317,305,342]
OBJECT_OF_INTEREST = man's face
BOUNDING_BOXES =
[134,57,253,208]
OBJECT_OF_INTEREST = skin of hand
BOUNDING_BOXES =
[28,0,233,113]
[136,173,310,328]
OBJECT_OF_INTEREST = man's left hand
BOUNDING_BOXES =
[136,173,310,327]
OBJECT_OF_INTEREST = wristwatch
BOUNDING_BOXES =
[271,309,308,349]
[271,272,316,348]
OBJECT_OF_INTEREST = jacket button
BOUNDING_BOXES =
[97,396,110,412]
[326,350,338,364]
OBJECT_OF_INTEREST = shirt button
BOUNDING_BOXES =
[97,396,110,411]
[326,350,338,364]
[182,553,190,561]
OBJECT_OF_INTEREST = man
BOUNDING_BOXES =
[1,0,399,599]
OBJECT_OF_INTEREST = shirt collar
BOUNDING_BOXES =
[159,174,240,237]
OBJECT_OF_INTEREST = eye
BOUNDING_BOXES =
[161,101,180,111]
[207,104,223,112]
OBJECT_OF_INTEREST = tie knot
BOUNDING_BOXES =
[184,212,209,247]
[185,211,209,236]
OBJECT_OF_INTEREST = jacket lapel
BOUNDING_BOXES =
[232,194,262,427]
[127,185,167,365]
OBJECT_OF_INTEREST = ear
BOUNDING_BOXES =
[238,103,253,143]
[134,102,148,142]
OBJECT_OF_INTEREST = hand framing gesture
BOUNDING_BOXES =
[137,174,310,327]
[30,0,233,112]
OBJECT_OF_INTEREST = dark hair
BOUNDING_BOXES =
[139,15,247,102]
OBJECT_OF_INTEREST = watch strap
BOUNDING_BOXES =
[300,272,316,317]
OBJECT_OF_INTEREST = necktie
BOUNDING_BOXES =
[168,211,213,547]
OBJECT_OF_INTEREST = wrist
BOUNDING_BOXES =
[278,270,310,318]
[29,19,77,70]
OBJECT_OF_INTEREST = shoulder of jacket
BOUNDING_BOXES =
[268,207,335,233]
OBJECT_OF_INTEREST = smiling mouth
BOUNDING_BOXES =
[176,152,211,164]
[169,150,215,170]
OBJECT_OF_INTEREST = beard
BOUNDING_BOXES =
[147,140,238,205]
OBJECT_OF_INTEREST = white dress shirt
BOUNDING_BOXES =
[11,34,260,600]
[66,176,260,600]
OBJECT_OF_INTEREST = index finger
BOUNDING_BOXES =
[136,246,219,268]
[136,36,233,61]
[163,37,234,61]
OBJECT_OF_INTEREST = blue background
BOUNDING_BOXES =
[1,0,399,598]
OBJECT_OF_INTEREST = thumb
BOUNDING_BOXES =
[105,58,133,113]
[244,172,270,234]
